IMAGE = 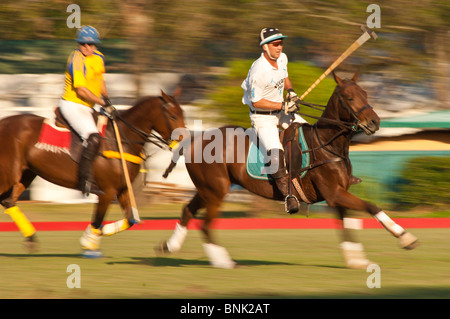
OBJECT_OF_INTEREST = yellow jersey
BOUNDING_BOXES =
[62,49,105,107]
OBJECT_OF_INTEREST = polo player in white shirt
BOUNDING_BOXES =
[242,27,307,214]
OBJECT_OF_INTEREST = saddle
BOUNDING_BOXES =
[246,123,310,181]
[54,107,108,137]
[34,107,108,163]
[245,123,313,210]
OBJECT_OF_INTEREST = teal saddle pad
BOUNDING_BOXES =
[246,126,310,181]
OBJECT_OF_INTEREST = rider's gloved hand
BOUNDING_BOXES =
[286,89,300,103]
[285,88,301,115]
[282,100,297,115]
[101,97,117,119]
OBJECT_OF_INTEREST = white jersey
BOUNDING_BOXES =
[241,52,288,111]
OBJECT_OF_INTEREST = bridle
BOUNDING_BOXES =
[335,83,374,134]
[297,83,373,133]
[112,97,179,150]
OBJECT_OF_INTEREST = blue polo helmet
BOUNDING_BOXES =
[76,25,101,44]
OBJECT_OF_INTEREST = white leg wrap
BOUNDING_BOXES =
[375,211,405,237]
[80,224,102,250]
[340,241,372,269]
[203,243,236,269]
[102,219,131,236]
[166,223,188,253]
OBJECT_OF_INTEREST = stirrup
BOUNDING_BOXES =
[284,194,299,214]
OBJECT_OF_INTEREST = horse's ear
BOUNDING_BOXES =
[161,90,176,108]
[161,90,171,103]
[172,85,182,99]
[333,71,344,86]
[351,69,359,82]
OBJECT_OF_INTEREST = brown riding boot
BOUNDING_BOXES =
[78,133,101,196]
[268,149,299,214]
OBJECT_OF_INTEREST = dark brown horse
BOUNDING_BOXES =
[158,72,418,269]
[0,91,185,255]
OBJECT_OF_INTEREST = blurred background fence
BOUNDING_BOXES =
[0,0,448,209]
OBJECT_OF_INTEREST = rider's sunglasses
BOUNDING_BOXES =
[80,43,96,47]
[269,41,283,47]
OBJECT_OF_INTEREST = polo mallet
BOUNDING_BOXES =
[112,119,141,224]
[299,25,377,100]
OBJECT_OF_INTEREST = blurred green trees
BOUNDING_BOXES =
[394,156,450,210]
[0,0,448,104]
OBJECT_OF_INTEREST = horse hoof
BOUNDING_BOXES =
[345,259,373,270]
[23,235,39,253]
[340,241,373,270]
[400,232,419,250]
[81,250,104,258]
[203,243,236,269]
[154,241,170,255]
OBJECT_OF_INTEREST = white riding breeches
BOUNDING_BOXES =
[250,111,307,152]
[59,99,98,140]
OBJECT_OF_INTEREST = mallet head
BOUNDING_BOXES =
[361,24,378,40]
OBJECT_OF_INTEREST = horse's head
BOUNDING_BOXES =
[332,71,380,135]
[124,90,186,149]
[151,90,187,147]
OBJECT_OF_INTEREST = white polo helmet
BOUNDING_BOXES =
[259,27,288,46]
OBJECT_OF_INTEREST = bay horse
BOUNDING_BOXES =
[0,91,186,255]
[157,72,418,269]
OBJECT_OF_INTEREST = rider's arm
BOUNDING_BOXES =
[252,99,283,110]
[284,77,293,91]
[101,79,109,99]
[76,87,106,106]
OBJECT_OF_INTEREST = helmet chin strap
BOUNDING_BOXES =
[263,44,276,60]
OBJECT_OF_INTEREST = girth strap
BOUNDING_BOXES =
[290,157,343,205]
[296,157,343,174]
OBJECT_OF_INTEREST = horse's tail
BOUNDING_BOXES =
[163,160,177,178]
[163,141,185,178]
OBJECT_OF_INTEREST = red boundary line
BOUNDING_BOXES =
[1,218,450,232]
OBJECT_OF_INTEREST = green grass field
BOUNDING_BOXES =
[1,201,449,299]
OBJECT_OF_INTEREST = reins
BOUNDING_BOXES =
[297,99,357,132]
[296,82,371,133]
[114,112,169,149]
[101,98,178,163]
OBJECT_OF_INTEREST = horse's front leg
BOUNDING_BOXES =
[328,188,419,250]
[336,206,372,269]
[101,189,136,236]
[80,190,115,256]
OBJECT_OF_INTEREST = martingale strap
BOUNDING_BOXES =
[102,150,144,164]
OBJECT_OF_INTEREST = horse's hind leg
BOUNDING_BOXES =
[336,207,371,269]
[202,201,237,269]
[1,170,38,252]
[156,193,204,254]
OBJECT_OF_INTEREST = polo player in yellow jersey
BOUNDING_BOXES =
[59,25,110,195]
